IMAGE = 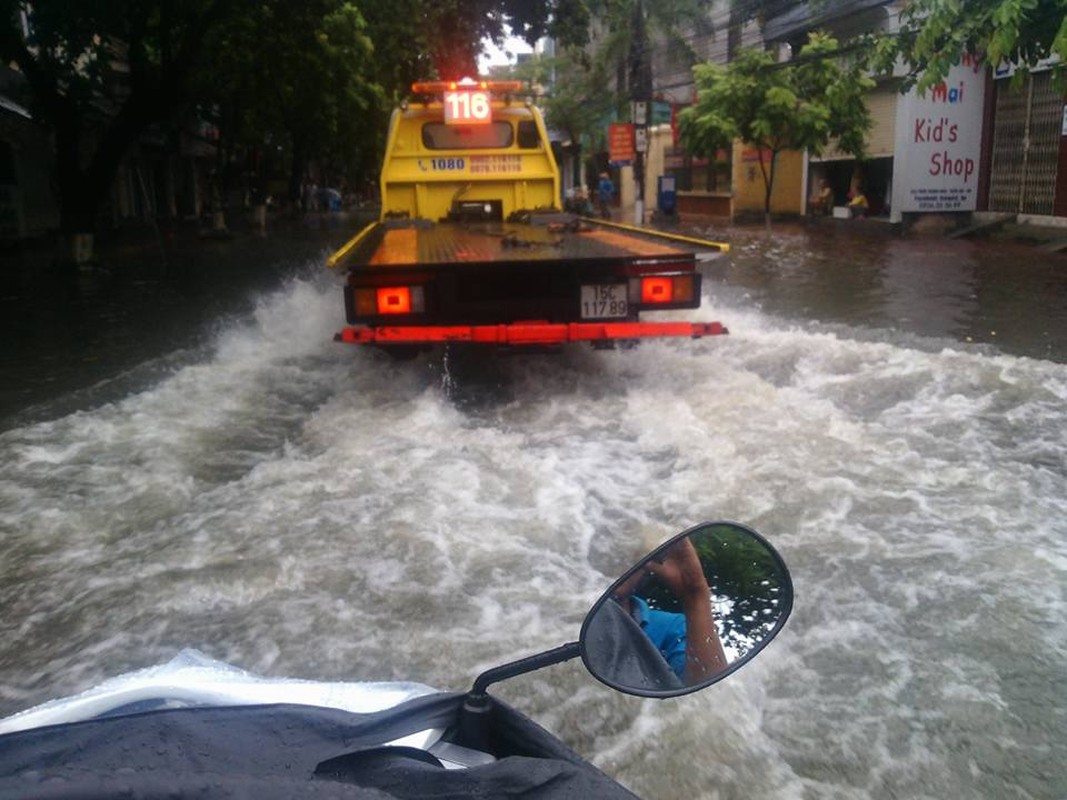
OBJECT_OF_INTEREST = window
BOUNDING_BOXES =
[517,120,541,149]
[665,146,731,193]
[422,122,514,150]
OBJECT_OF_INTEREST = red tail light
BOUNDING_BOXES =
[378,287,412,314]
[641,275,695,304]
[353,286,425,317]
[641,277,673,304]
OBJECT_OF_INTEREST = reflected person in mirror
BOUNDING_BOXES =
[613,537,727,684]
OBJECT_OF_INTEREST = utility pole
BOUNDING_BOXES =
[623,1,648,226]
[629,0,653,226]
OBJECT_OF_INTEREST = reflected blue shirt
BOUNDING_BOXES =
[631,596,687,680]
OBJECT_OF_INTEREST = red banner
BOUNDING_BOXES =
[608,123,635,164]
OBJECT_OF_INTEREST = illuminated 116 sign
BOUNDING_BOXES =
[444,90,491,125]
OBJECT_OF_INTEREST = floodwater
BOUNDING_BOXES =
[0,222,1065,799]
[704,223,1067,364]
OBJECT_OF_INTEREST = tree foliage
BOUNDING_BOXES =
[360,0,583,79]
[583,0,715,107]
[679,32,874,218]
[515,50,614,146]
[872,0,1067,92]
[198,1,381,200]
[0,0,245,234]
[509,48,616,187]
[507,0,714,185]
[0,0,565,246]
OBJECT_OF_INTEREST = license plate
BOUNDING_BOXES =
[580,284,628,319]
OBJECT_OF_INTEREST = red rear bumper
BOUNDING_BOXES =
[335,320,728,346]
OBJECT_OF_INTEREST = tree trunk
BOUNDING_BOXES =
[252,203,267,235]
[52,100,157,264]
[727,2,743,60]
[57,203,99,265]
[761,150,777,229]
[573,142,583,192]
[54,133,99,263]
[289,134,309,213]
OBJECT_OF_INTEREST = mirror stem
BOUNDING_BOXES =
[459,642,581,754]
[469,641,581,698]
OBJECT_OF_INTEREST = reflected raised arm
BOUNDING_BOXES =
[647,537,727,683]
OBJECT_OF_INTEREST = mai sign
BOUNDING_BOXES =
[893,57,986,214]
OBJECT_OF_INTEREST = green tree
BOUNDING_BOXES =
[559,0,714,215]
[583,0,715,109]
[198,1,381,206]
[511,49,615,187]
[0,0,249,259]
[367,0,578,79]
[872,0,1067,92]
[0,0,561,261]
[679,32,873,223]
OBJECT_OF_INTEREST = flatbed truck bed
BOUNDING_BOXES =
[330,218,726,270]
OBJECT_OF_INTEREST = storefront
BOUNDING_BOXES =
[808,79,900,217]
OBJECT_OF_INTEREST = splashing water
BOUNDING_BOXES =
[0,235,1065,799]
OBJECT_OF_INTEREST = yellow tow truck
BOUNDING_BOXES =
[328,78,729,357]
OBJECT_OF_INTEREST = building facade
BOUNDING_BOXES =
[631,0,1067,224]
[0,69,60,240]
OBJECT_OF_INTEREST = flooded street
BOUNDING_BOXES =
[1,223,1065,799]
[0,219,359,423]
[703,224,1067,363]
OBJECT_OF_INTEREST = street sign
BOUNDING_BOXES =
[608,123,635,164]
[632,101,648,126]
[635,127,648,153]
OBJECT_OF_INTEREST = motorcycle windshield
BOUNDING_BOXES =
[0,692,640,799]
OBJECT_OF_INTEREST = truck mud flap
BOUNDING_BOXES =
[335,321,728,346]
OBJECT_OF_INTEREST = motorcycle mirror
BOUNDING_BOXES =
[579,521,793,698]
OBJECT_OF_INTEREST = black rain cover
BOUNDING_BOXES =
[0,692,641,800]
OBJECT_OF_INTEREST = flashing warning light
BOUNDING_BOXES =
[411,79,523,95]
[410,78,523,125]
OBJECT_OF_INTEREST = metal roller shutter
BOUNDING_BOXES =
[815,83,898,161]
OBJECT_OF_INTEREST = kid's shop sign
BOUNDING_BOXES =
[893,57,986,213]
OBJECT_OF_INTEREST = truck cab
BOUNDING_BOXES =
[379,80,558,224]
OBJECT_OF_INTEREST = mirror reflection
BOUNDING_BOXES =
[580,522,792,697]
